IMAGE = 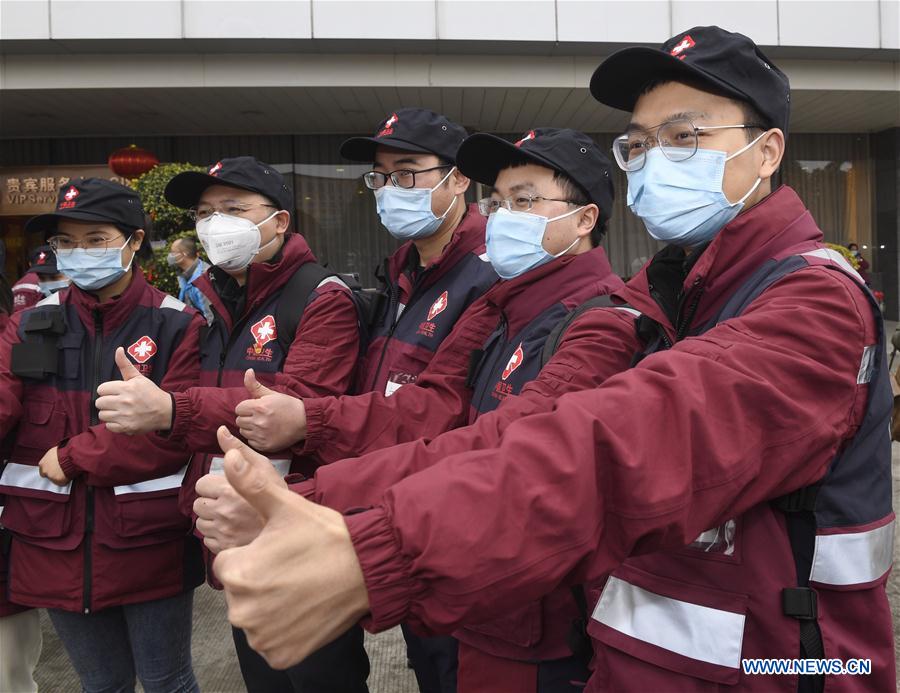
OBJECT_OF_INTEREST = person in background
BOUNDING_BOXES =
[848,242,870,284]
[168,236,213,323]
[11,245,68,311]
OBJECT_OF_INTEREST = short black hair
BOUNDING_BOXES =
[640,77,770,139]
[505,158,608,247]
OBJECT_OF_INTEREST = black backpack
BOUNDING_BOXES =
[274,262,385,356]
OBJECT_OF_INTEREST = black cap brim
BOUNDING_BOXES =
[24,209,135,236]
[456,133,564,187]
[590,46,749,115]
[165,171,253,209]
[339,136,434,163]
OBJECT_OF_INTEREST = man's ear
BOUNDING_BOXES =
[274,210,291,235]
[574,204,599,239]
[130,229,146,250]
[758,128,785,181]
[450,168,471,195]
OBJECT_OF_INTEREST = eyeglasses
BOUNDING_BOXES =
[477,194,578,216]
[188,203,277,222]
[48,235,126,257]
[612,119,766,172]
[363,165,453,190]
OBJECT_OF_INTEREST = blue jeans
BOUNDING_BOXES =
[48,590,198,693]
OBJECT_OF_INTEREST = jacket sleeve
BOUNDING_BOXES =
[168,287,361,454]
[57,311,205,486]
[298,298,500,465]
[311,307,641,511]
[343,268,877,635]
[0,312,25,437]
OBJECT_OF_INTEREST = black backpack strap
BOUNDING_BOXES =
[540,295,622,368]
[275,262,338,354]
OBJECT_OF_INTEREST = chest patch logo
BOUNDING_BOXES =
[427,291,449,321]
[250,315,277,353]
[127,336,158,364]
[501,343,524,381]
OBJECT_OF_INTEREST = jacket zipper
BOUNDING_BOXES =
[675,277,705,341]
[647,284,673,349]
[83,308,103,614]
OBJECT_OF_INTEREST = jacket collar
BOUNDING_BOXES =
[67,266,150,332]
[195,233,315,331]
[616,186,824,336]
[486,245,623,336]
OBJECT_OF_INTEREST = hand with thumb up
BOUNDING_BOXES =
[96,347,173,435]
[234,369,307,452]
[213,425,370,669]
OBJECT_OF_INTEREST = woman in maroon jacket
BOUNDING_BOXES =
[0,179,204,693]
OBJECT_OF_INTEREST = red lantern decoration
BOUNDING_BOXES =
[108,144,159,179]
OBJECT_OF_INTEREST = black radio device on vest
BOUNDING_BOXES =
[10,305,67,379]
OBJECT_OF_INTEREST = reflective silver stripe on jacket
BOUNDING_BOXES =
[0,462,72,495]
[160,295,187,312]
[209,457,291,478]
[809,518,895,586]
[113,466,189,496]
[592,576,745,669]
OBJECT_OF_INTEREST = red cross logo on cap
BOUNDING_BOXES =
[427,291,448,321]
[502,343,524,380]
[251,315,277,350]
[64,186,79,201]
[670,35,695,60]
[127,336,158,364]
[377,113,399,138]
[37,252,47,265]
[208,162,223,176]
[515,130,537,147]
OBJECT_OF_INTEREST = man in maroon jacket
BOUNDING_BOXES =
[93,157,366,693]
[207,26,894,693]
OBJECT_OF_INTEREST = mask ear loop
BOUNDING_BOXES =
[254,210,285,256]
[545,205,588,258]
[724,131,768,207]
[430,166,459,222]
[119,233,137,273]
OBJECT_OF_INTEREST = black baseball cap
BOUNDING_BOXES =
[456,128,615,224]
[164,157,294,212]
[27,245,58,275]
[25,178,145,236]
[590,26,791,135]
[340,108,468,164]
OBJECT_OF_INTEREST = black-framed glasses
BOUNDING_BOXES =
[477,194,578,216]
[363,165,453,190]
[48,234,127,257]
[188,203,277,222]
[612,119,766,172]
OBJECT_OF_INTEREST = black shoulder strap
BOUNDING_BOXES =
[540,295,619,368]
[275,262,337,354]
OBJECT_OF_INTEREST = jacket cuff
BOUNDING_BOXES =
[57,445,79,479]
[168,391,195,440]
[299,397,330,455]
[345,508,414,632]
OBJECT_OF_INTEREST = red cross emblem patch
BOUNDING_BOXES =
[515,130,536,147]
[208,161,223,176]
[251,315,277,350]
[377,113,399,138]
[427,291,449,321]
[127,336,158,364]
[501,343,524,380]
[670,35,695,59]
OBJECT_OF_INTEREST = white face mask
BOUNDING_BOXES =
[196,211,280,271]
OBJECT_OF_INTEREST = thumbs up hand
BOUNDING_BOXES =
[214,425,370,670]
[234,369,307,452]
[96,347,173,435]
[194,427,288,554]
